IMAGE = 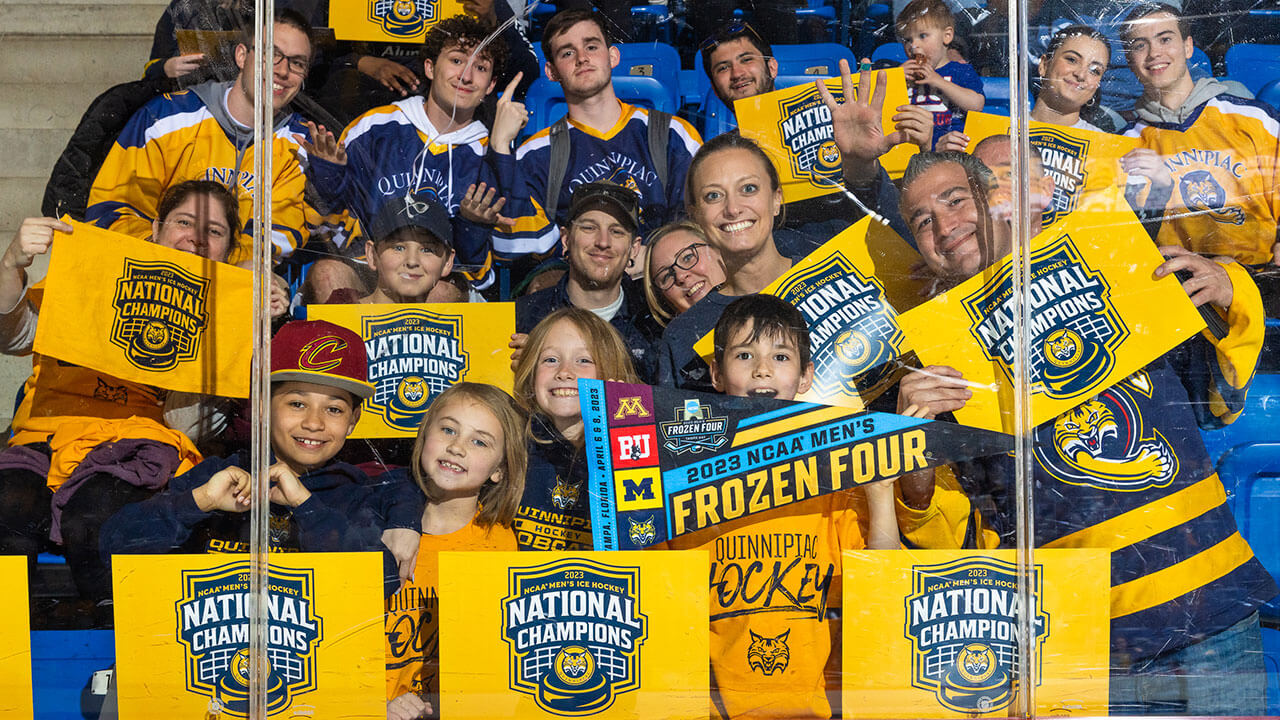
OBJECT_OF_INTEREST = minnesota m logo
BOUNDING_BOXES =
[614,396,651,419]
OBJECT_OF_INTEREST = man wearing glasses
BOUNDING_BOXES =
[513,182,662,381]
[87,9,314,264]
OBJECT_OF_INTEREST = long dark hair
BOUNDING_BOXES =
[1036,24,1111,115]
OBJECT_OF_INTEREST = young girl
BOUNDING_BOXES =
[384,382,527,720]
[511,308,638,551]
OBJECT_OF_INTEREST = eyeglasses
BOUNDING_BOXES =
[653,242,707,290]
[272,47,310,76]
[699,21,766,53]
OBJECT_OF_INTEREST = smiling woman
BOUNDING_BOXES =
[1031,25,1111,131]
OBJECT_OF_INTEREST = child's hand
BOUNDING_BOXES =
[268,462,312,508]
[897,365,972,419]
[892,104,939,150]
[382,528,422,585]
[903,57,940,87]
[934,130,970,153]
[193,467,251,513]
[387,692,432,720]
[509,332,528,371]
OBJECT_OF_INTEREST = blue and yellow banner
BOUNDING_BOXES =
[438,551,708,719]
[842,549,1110,717]
[0,556,32,718]
[961,112,1140,226]
[898,201,1207,433]
[735,68,916,200]
[308,302,515,438]
[112,553,385,718]
[692,217,923,409]
[582,379,1012,549]
[330,0,468,42]
[34,220,251,397]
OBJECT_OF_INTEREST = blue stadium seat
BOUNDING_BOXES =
[1216,442,1280,626]
[1200,373,1280,466]
[630,5,676,45]
[32,630,114,719]
[981,76,1011,116]
[1225,43,1280,96]
[521,75,678,141]
[872,42,907,65]
[614,41,682,108]
[795,5,838,43]
[1260,78,1280,110]
[698,87,735,140]
[771,42,857,76]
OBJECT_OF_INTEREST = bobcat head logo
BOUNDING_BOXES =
[747,629,791,676]
[559,647,591,678]
[551,476,580,509]
[628,516,655,546]
[94,378,129,405]
[1180,170,1245,225]
[959,644,992,679]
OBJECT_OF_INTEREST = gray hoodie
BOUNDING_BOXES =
[1132,76,1255,125]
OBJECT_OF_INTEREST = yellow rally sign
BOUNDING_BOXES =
[693,217,923,409]
[962,111,1140,226]
[35,219,251,397]
[735,68,915,201]
[0,556,32,718]
[309,302,515,438]
[330,0,468,42]
[898,200,1206,433]
[842,549,1110,717]
[438,551,708,719]
[113,553,385,718]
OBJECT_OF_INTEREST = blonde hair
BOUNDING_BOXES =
[642,221,711,326]
[513,308,639,442]
[410,382,527,529]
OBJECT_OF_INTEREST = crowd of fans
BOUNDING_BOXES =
[3,0,1280,717]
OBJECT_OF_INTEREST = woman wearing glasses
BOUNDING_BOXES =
[643,222,728,327]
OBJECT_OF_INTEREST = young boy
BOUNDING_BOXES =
[101,320,420,593]
[323,192,456,305]
[304,14,507,291]
[674,294,900,719]
[896,0,984,150]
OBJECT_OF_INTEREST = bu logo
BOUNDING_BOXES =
[614,396,650,419]
[368,0,434,38]
[111,259,209,372]
[616,433,651,461]
[502,559,648,715]
[962,233,1127,400]
[776,252,904,399]
[175,562,322,717]
[363,309,469,431]
[904,558,1048,714]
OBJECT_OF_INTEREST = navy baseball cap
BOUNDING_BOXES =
[567,181,640,234]
[367,193,454,247]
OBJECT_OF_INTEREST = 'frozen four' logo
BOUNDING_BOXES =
[905,557,1048,714]
[363,308,468,431]
[777,84,844,188]
[369,0,434,37]
[776,252,903,398]
[961,233,1128,400]
[175,562,322,717]
[1030,128,1089,227]
[502,559,648,716]
[111,259,209,372]
[659,399,728,455]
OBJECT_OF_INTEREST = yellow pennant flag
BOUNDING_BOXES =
[34,220,251,397]
[0,556,32,718]
[693,217,924,409]
[308,302,515,438]
[962,111,1140,226]
[113,553,385,718]
[330,0,468,42]
[438,551,709,719]
[842,549,1110,718]
[735,68,916,201]
[898,198,1207,433]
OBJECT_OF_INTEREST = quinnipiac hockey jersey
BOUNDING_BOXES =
[490,101,702,259]
[86,80,309,264]
[1124,88,1280,264]
[309,97,497,286]
[909,262,1278,661]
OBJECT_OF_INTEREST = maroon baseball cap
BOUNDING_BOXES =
[271,320,374,399]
